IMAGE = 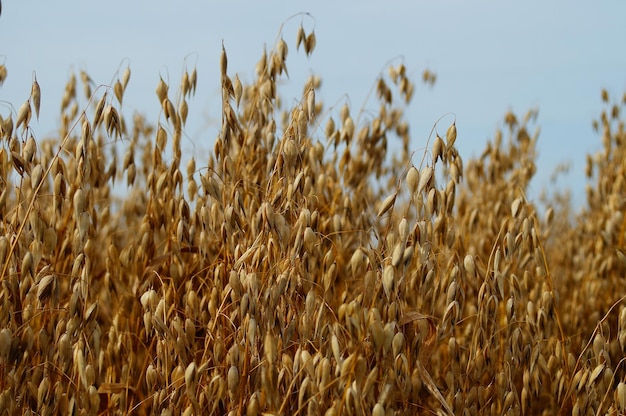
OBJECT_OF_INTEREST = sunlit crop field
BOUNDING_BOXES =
[1,23,626,415]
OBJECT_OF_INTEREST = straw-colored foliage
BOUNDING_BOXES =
[1,20,626,415]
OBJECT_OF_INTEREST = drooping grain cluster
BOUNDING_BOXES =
[1,18,626,416]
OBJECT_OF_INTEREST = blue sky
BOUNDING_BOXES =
[1,1,625,208]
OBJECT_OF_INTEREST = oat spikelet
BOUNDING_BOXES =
[306,87,315,122]
[378,193,397,217]
[433,135,444,162]
[233,74,242,108]
[406,166,419,193]
[305,31,316,56]
[179,99,188,125]
[122,66,131,89]
[156,77,168,103]
[114,79,124,105]
[31,75,41,120]
[220,42,228,78]
[16,100,31,130]
[417,166,433,195]
[296,24,305,51]
[446,122,457,149]
[93,93,107,127]
[0,65,7,85]
[190,67,197,94]
[277,37,288,61]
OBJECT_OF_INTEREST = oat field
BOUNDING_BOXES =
[1,24,626,416]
